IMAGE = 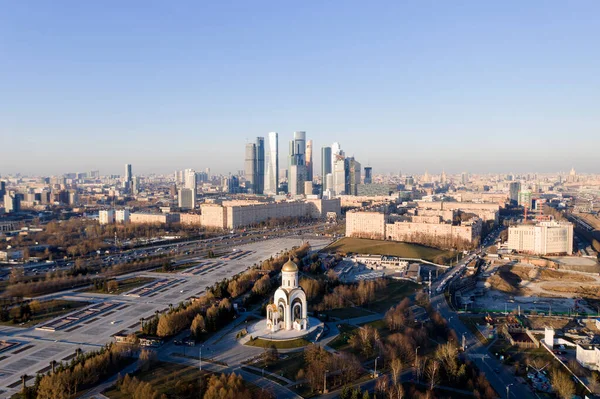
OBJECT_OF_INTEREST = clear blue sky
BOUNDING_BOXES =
[1,1,599,176]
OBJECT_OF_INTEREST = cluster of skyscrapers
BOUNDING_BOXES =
[244,132,365,197]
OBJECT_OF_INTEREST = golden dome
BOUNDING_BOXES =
[282,258,298,272]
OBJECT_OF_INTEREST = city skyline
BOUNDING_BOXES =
[2,2,600,175]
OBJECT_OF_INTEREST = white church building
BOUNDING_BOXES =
[266,258,308,332]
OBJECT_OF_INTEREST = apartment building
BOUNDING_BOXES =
[507,220,573,255]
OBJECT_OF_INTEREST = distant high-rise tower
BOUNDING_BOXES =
[509,182,520,204]
[255,137,265,194]
[364,166,372,184]
[124,164,132,191]
[305,139,313,182]
[0,181,5,198]
[441,170,447,184]
[178,188,195,210]
[331,142,344,174]
[346,157,361,195]
[265,132,279,194]
[332,154,346,195]
[288,131,307,195]
[321,146,332,191]
[245,143,257,193]
[183,169,197,208]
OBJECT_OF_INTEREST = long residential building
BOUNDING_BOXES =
[416,201,500,223]
[346,210,483,245]
[201,198,341,229]
[507,220,573,255]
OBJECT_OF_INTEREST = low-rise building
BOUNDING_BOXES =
[179,213,202,225]
[129,212,180,225]
[507,220,573,255]
[576,343,600,371]
[346,209,483,245]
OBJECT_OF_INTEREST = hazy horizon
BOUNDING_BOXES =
[1,1,599,176]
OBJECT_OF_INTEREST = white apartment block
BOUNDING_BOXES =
[507,220,573,255]
[577,343,600,371]
[115,209,130,223]
[99,209,115,225]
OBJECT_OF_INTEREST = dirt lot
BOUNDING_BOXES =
[486,263,600,298]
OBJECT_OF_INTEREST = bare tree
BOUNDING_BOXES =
[387,383,405,399]
[551,370,575,399]
[414,356,425,382]
[426,360,440,391]
[390,357,403,386]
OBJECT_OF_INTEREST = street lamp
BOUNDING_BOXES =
[506,383,513,398]
[374,356,380,378]
[414,346,421,367]
[199,344,204,372]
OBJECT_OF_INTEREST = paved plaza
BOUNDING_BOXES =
[0,237,332,398]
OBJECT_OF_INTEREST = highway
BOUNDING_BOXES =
[429,227,535,399]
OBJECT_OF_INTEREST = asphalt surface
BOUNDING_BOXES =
[0,236,333,398]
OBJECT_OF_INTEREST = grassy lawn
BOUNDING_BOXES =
[82,277,154,295]
[0,299,90,328]
[328,324,357,351]
[245,337,310,349]
[366,280,421,313]
[321,306,373,320]
[103,361,207,399]
[323,237,454,262]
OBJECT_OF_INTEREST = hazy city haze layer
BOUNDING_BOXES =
[1,1,599,175]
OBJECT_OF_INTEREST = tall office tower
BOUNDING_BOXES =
[132,176,140,195]
[184,169,197,191]
[124,164,132,191]
[346,157,361,195]
[364,166,373,184]
[325,173,333,193]
[178,188,195,210]
[321,146,332,191]
[68,190,79,206]
[255,137,265,194]
[288,131,307,195]
[509,182,521,204]
[332,142,342,156]
[305,139,313,182]
[205,168,211,179]
[332,154,346,195]
[4,192,20,213]
[245,143,257,193]
[461,172,469,185]
[265,132,279,194]
[440,170,447,184]
[518,190,533,209]
[183,169,197,209]
[0,181,5,198]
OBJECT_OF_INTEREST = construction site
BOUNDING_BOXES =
[453,256,600,316]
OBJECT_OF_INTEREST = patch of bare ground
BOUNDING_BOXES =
[524,316,577,330]
[540,283,600,299]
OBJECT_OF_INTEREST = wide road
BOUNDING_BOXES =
[0,236,333,398]
[429,232,534,399]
